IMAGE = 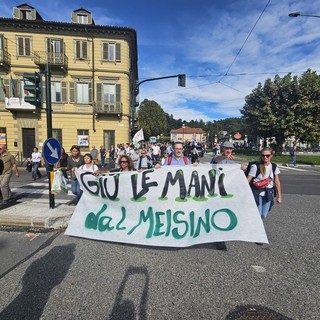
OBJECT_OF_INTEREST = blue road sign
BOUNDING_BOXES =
[43,138,62,165]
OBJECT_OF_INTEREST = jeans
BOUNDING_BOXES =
[32,162,41,180]
[258,195,272,219]
[101,156,105,167]
[70,179,82,201]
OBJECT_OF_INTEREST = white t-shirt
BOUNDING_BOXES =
[79,164,99,173]
[31,152,42,163]
[249,162,280,189]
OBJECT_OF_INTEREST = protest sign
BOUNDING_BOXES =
[65,164,268,247]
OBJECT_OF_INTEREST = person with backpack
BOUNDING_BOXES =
[158,141,191,166]
[246,147,282,220]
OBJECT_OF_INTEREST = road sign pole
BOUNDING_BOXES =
[45,63,55,209]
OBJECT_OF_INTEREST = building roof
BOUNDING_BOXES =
[170,126,204,134]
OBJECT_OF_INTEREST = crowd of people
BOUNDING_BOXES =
[0,141,282,240]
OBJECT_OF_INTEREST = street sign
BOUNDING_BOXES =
[43,138,62,165]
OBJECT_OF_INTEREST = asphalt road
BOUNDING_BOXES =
[0,158,319,319]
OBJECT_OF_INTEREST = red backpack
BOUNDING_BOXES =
[167,155,189,165]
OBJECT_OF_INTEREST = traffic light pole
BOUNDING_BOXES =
[45,63,55,209]
[131,74,186,130]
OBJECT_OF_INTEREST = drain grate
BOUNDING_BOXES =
[225,305,294,320]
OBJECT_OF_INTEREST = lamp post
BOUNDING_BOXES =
[182,123,185,143]
[288,11,320,18]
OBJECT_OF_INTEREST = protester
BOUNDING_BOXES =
[99,145,106,167]
[0,144,20,205]
[209,141,237,251]
[58,147,69,180]
[137,149,153,169]
[247,147,282,220]
[31,147,42,181]
[288,144,297,167]
[79,153,99,173]
[158,142,191,166]
[190,145,199,164]
[95,154,135,174]
[67,145,84,202]
[90,145,99,165]
[160,150,169,165]
[210,141,235,164]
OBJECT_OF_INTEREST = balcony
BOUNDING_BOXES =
[34,51,68,72]
[0,49,11,72]
[96,102,122,115]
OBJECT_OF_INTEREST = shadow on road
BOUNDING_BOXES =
[109,266,149,320]
[0,243,75,319]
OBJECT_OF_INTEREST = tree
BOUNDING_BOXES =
[241,70,320,153]
[138,99,167,139]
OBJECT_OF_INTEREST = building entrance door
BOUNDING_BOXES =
[22,128,35,158]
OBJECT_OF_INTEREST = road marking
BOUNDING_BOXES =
[277,165,306,171]
[251,265,266,273]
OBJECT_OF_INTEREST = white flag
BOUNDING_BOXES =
[133,128,144,143]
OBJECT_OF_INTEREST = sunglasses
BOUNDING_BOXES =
[120,160,128,164]
[261,154,271,158]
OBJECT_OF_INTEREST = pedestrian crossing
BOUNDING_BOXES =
[11,179,75,204]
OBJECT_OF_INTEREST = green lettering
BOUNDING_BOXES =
[85,204,107,230]
[98,216,114,232]
[172,211,189,239]
[116,207,126,230]
[211,208,238,231]
[153,211,165,236]
[127,207,154,238]
[193,209,211,237]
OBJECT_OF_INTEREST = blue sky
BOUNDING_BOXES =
[2,0,320,122]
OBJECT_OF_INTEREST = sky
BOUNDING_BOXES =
[2,0,320,122]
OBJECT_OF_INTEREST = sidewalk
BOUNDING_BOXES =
[0,200,75,230]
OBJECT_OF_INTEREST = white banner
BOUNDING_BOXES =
[133,128,144,143]
[65,164,268,247]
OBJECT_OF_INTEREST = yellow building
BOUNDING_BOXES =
[0,3,138,161]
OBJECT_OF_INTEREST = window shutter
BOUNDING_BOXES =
[102,43,108,60]
[75,41,80,59]
[116,43,121,61]
[13,8,20,19]
[47,38,52,53]
[83,41,88,59]
[18,37,24,55]
[4,79,9,97]
[72,12,77,23]
[96,83,102,109]
[25,38,31,56]
[70,81,75,103]
[88,82,92,103]
[61,81,67,103]
[116,84,121,112]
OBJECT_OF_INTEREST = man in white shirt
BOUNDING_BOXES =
[31,147,42,181]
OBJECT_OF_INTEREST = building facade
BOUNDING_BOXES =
[0,4,138,161]
[170,126,205,144]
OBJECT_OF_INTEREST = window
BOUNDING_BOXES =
[96,83,121,112]
[17,36,31,56]
[69,81,92,104]
[102,43,121,61]
[77,83,89,103]
[52,129,62,145]
[21,10,32,20]
[104,130,115,152]
[47,39,64,64]
[51,82,66,103]
[75,40,88,60]
[77,14,88,24]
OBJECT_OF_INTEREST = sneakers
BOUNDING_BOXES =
[215,241,227,251]
[0,200,8,205]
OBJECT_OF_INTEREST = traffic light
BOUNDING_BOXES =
[178,74,186,87]
[23,72,42,108]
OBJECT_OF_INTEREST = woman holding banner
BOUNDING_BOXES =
[94,155,135,175]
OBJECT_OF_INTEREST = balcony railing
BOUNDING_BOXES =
[96,102,122,114]
[0,49,11,70]
[34,51,68,71]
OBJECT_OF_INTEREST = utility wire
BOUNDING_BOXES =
[220,0,272,80]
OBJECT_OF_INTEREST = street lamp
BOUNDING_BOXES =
[288,11,320,18]
[182,123,185,143]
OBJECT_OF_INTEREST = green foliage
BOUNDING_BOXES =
[241,69,320,153]
[138,99,167,139]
